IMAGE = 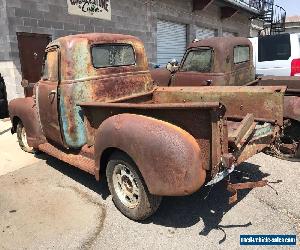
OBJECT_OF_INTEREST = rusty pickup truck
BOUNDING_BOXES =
[9,33,286,220]
[151,37,300,159]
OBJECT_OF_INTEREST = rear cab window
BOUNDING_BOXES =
[92,44,136,68]
[180,48,212,72]
[258,34,291,62]
[234,45,250,64]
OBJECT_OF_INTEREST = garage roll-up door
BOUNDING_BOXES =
[157,20,187,66]
[196,27,216,40]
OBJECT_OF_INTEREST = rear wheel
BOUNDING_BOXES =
[106,152,162,221]
[16,121,35,153]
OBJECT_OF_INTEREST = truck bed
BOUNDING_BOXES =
[78,86,285,175]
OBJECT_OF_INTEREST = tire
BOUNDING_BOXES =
[106,152,162,221]
[16,121,36,154]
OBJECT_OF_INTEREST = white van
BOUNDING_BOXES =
[249,33,300,76]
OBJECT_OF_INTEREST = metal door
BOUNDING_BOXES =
[37,48,64,146]
[17,33,51,96]
[157,20,187,66]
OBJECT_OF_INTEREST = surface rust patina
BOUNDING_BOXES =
[151,37,255,87]
[151,36,300,158]
[8,33,287,219]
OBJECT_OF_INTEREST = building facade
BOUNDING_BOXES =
[285,16,300,34]
[0,0,260,101]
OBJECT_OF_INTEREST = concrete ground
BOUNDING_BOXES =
[0,119,299,249]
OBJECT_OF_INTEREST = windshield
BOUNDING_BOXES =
[181,48,212,72]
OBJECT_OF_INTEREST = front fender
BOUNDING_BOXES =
[284,96,300,122]
[9,97,46,147]
[94,114,206,196]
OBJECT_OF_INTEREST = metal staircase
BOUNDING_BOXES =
[251,0,286,35]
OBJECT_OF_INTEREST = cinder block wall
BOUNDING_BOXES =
[0,0,251,100]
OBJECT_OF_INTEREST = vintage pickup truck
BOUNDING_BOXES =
[9,33,285,220]
[151,37,300,159]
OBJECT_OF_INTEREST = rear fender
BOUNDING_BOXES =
[9,97,46,147]
[94,114,206,196]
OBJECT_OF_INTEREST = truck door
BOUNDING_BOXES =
[37,48,64,145]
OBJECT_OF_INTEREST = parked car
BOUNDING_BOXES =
[249,33,300,76]
[9,33,285,220]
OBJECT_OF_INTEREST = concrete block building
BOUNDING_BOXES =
[0,0,262,102]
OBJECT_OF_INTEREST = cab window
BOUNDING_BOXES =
[234,45,250,64]
[42,50,58,82]
[92,44,135,68]
[180,48,212,72]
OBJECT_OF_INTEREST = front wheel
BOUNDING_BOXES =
[16,121,35,153]
[106,152,162,221]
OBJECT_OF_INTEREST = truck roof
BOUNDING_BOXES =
[188,36,252,50]
[45,33,149,81]
[47,33,143,49]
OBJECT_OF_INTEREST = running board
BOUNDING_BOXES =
[38,143,95,175]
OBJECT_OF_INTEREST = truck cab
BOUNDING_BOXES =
[18,33,154,149]
[151,37,255,87]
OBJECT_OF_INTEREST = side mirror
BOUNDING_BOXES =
[166,63,179,73]
[21,79,29,88]
[166,59,179,73]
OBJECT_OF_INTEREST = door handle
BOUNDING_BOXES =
[48,90,56,98]
[206,80,213,86]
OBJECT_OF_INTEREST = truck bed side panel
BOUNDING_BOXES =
[80,103,223,171]
[153,86,285,125]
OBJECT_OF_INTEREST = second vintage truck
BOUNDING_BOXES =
[9,33,285,220]
[151,37,300,159]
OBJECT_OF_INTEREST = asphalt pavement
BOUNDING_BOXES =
[0,119,299,249]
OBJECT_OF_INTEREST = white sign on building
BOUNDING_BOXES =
[67,0,111,20]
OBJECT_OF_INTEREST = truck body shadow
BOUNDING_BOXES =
[37,153,270,244]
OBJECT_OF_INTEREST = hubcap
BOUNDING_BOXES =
[112,164,140,208]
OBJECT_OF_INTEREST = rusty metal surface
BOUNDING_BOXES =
[153,86,285,126]
[258,76,300,93]
[150,37,255,87]
[47,33,155,148]
[8,97,46,148]
[284,96,300,122]
[228,113,256,149]
[188,37,253,73]
[171,71,230,87]
[227,180,268,204]
[37,79,64,146]
[78,101,221,109]
[235,124,276,165]
[94,114,207,196]
[38,143,95,175]
[81,103,221,172]
[150,68,171,86]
